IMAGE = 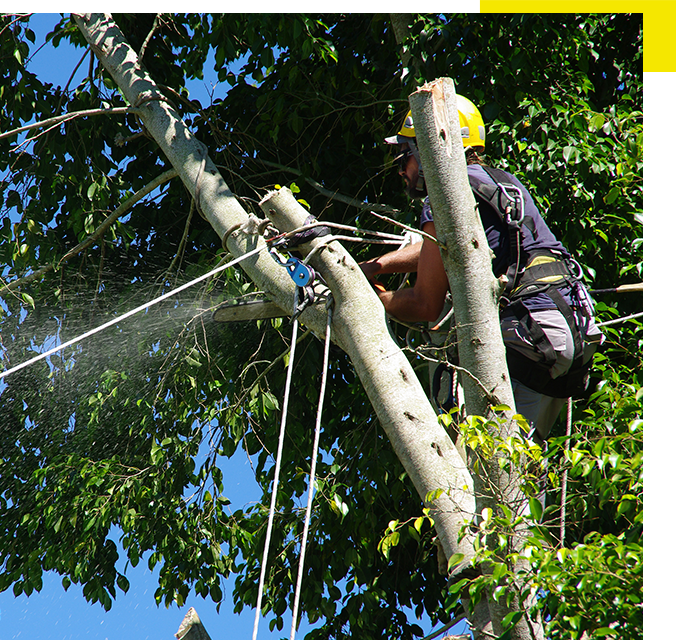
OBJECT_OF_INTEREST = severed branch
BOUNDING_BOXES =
[2,168,178,292]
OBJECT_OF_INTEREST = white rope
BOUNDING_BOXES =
[560,397,573,546]
[252,297,334,640]
[597,311,643,327]
[289,299,333,640]
[0,243,269,381]
[252,309,300,640]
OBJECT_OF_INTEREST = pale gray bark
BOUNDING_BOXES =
[409,78,544,640]
[409,79,515,418]
[75,8,478,617]
[175,607,212,640]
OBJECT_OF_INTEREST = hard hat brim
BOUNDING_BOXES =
[384,134,410,145]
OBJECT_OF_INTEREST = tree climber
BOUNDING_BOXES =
[359,97,604,443]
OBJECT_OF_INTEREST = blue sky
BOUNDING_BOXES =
[0,13,471,640]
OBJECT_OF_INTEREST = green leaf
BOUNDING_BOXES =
[604,186,620,204]
[21,292,35,309]
[563,145,576,163]
[528,497,543,522]
[502,610,524,627]
[446,553,465,570]
[117,574,130,593]
[210,582,223,602]
[426,488,444,502]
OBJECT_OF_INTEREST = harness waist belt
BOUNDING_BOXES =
[510,253,581,299]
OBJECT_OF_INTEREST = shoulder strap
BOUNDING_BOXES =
[469,167,526,293]
[467,167,503,215]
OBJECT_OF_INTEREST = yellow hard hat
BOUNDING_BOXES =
[385,95,486,150]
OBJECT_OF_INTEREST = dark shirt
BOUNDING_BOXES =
[420,164,573,311]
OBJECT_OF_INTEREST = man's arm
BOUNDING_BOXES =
[359,242,422,281]
[360,222,449,323]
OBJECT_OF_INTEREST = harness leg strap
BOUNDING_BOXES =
[510,300,558,368]
[546,287,584,369]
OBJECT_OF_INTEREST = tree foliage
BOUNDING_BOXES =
[0,13,642,639]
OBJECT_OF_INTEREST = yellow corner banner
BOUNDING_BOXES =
[480,1,675,72]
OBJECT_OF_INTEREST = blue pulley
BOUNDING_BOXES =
[283,256,315,287]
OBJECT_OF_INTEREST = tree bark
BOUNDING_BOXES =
[175,607,212,640]
[409,78,543,640]
[75,8,480,621]
[390,13,415,77]
[409,79,514,418]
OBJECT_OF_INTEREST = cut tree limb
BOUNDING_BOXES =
[409,79,514,419]
[75,12,478,585]
[409,78,543,640]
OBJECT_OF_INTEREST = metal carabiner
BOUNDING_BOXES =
[291,285,316,322]
[497,183,525,225]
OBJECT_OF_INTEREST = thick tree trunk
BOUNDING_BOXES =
[409,78,543,640]
[409,79,515,417]
[75,9,480,621]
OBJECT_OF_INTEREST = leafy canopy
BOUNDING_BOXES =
[0,13,641,640]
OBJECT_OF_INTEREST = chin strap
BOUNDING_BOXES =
[407,138,426,192]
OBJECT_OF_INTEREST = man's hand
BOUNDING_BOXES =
[359,259,381,282]
[356,223,449,323]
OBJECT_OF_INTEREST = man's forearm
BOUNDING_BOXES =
[359,243,422,279]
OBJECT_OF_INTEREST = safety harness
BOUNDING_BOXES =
[469,166,598,398]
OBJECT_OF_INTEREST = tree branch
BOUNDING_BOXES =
[255,158,402,215]
[0,106,139,142]
[2,168,177,292]
[390,13,415,72]
[138,13,161,63]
